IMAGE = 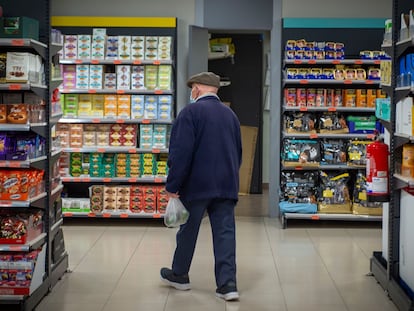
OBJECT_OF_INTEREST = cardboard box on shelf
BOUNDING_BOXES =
[239,125,258,195]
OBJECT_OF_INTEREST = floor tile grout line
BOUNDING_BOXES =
[100,226,150,311]
[306,228,351,311]
[263,217,289,311]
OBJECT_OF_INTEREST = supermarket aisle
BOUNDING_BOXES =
[35,195,397,311]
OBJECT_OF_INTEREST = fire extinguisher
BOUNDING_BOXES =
[366,138,390,202]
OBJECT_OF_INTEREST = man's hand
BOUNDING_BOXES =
[166,190,179,198]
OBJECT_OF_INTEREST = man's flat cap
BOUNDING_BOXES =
[186,72,220,88]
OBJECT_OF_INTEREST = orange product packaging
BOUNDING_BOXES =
[367,89,377,108]
[104,95,117,118]
[7,104,28,124]
[0,105,6,123]
[356,89,367,107]
[117,95,131,119]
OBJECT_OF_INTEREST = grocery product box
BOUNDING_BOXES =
[75,64,89,89]
[131,36,145,61]
[375,97,391,122]
[117,95,131,119]
[140,124,153,149]
[396,97,414,136]
[0,17,39,40]
[118,36,131,60]
[158,95,172,121]
[104,73,117,90]
[158,36,172,61]
[89,65,103,90]
[144,95,158,120]
[117,65,131,90]
[356,89,367,107]
[91,28,106,60]
[131,95,145,119]
[158,65,172,90]
[63,35,78,60]
[153,124,168,149]
[91,94,105,117]
[104,95,117,119]
[145,36,158,60]
[131,65,145,90]
[106,36,118,59]
[77,35,91,59]
[6,52,42,84]
[145,65,158,90]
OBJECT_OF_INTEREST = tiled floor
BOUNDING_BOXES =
[35,192,398,311]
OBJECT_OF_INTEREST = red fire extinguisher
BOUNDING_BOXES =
[366,138,390,202]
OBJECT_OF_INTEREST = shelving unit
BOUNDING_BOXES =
[51,16,177,220]
[279,55,384,227]
[370,1,414,308]
[0,0,68,309]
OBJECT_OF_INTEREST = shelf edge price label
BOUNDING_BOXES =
[113,60,122,65]
[8,161,22,168]
[309,133,318,139]
[354,60,363,65]
[154,177,164,183]
[120,213,129,218]
[102,213,111,218]
[64,212,73,217]
[153,213,161,218]
[92,119,101,123]
[299,107,308,112]
[128,178,137,182]
[311,215,320,220]
[299,80,308,84]
[328,107,337,112]
[91,59,100,64]
[11,39,25,46]
[116,90,126,94]
[142,119,150,124]
[97,148,106,153]
[153,60,161,65]
[133,60,142,65]
[374,60,381,65]
[152,148,160,154]
[116,119,125,123]
[88,89,97,94]
[308,60,316,65]
[344,80,352,84]
[365,80,374,85]
[294,166,304,170]
[293,60,302,65]
[367,134,375,139]
[103,178,112,182]
[82,178,91,182]
[9,245,23,252]
[154,90,164,94]
[88,212,97,218]
[128,149,137,153]
[8,84,22,91]
[75,59,83,64]
[332,60,341,65]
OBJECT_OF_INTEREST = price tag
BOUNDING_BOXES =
[128,178,137,182]
[311,215,320,220]
[102,213,111,218]
[154,177,164,183]
[153,60,161,65]
[128,149,137,153]
[344,80,352,84]
[116,90,126,94]
[92,119,101,123]
[88,213,96,217]
[153,213,161,218]
[8,84,22,91]
[374,60,381,65]
[82,178,91,182]
[97,148,106,153]
[299,107,308,111]
[120,213,129,218]
[88,89,97,93]
[72,148,81,152]
[64,212,73,217]
[152,148,160,153]
[299,80,309,84]
[328,107,337,112]
[11,39,24,46]
[116,119,125,123]
[154,90,163,94]
[310,133,318,139]
[142,119,150,124]
[75,59,83,64]
[354,60,363,65]
[308,60,316,65]
[91,60,100,64]
[332,60,341,65]
[73,178,81,182]
[8,161,21,168]
[113,60,122,64]
[367,134,375,139]
[365,80,374,84]
[294,166,303,170]
[103,178,112,182]
[133,60,142,65]
[9,245,23,252]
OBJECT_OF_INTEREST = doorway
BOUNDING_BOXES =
[208,33,264,194]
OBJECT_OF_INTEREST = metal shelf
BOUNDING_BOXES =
[0,83,47,98]
[281,212,382,228]
[282,164,366,171]
[0,233,47,252]
[61,147,168,153]
[283,132,375,139]
[283,79,380,86]
[0,123,47,132]
[0,38,47,58]
[62,211,164,219]
[58,88,173,95]
[58,117,173,125]
[0,192,47,208]
[0,156,47,168]
[60,58,173,65]
[393,173,414,188]
[284,59,382,65]
[283,106,376,113]
[61,176,166,183]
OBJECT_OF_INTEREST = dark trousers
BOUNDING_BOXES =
[171,198,237,288]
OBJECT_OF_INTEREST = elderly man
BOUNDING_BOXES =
[160,72,242,301]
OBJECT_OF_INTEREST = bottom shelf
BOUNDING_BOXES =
[281,212,382,228]
[370,252,414,311]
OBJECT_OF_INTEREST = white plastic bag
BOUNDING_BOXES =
[164,197,189,228]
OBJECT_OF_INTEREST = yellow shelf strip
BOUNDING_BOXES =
[51,16,176,28]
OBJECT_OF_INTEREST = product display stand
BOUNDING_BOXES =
[276,19,387,228]
[0,1,68,310]
[370,1,414,309]
[51,16,177,220]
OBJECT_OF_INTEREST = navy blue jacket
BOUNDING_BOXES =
[166,95,242,202]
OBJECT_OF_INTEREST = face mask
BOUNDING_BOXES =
[189,88,197,103]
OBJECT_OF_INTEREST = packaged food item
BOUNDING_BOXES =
[318,171,352,214]
[284,112,316,133]
[282,139,320,167]
[320,140,347,165]
[319,113,348,133]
